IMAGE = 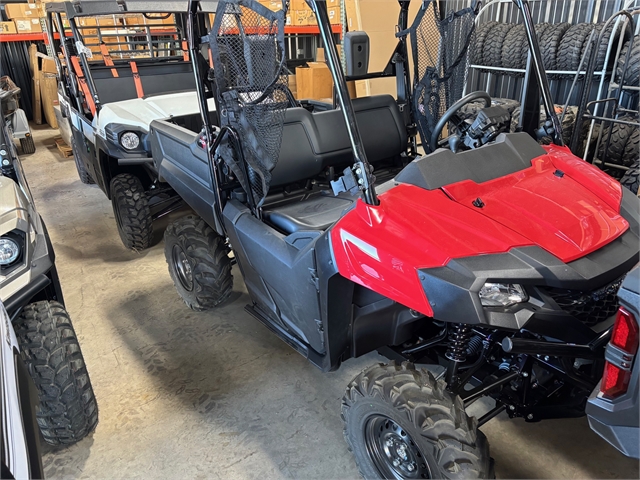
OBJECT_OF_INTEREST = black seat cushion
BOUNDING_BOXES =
[263,194,354,234]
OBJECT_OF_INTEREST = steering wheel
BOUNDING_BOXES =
[429,91,492,152]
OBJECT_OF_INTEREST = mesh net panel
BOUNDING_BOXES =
[400,1,477,150]
[210,0,288,207]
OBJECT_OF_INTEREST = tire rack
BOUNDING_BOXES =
[447,0,639,142]
[574,8,640,177]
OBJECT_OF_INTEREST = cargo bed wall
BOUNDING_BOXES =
[149,119,219,231]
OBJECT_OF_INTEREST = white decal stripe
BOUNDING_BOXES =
[340,230,380,261]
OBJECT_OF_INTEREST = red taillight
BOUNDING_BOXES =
[599,307,638,399]
[600,361,632,398]
[611,307,639,354]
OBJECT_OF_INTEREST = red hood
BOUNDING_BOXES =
[330,145,627,315]
[442,151,627,262]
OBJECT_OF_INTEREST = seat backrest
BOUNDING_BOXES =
[92,61,195,105]
[270,94,407,187]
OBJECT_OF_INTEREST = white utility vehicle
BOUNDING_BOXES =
[46,4,216,250]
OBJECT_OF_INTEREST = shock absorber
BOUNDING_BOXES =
[445,323,472,387]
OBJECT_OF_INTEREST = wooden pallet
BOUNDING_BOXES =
[55,138,73,158]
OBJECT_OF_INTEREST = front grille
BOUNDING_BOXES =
[541,276,625,326]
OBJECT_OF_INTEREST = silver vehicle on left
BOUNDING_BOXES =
[1,300,43,479]
[1,85,98,478]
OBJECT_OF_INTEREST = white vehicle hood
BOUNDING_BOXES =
[95,91,215,138]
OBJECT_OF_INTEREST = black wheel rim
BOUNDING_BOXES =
[172,244,194,292]
[364,415,431,480]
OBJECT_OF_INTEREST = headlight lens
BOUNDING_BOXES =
[0,238,20,265]
[479,283,528,307]
[120,131,140,150]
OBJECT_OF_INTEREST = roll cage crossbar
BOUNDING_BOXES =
[186,0,563,218]
[49,0,563,214]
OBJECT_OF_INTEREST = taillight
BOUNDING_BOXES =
[601,361,632,398]
[600,307,639,399]
[611,307,639,353]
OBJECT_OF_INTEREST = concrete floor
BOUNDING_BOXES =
[21,124,639,479]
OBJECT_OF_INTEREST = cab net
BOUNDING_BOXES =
[399,0,478,151]
[210,0,289,207]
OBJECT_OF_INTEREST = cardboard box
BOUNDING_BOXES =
[292,9,316,26]
[314,47,358,98]
[125,13,176,26]
[258,0,284,11]
[346,0,423,98]
[295,62,333,99]
[15,18,43,33]
[344,0,358,30]
[77,17,119,28]
[4,3,38,19]
[0,21,17,34]
[41,56,57,74]
[328,6,340,24]
[40,73,59,129]
[291,0,309,10]
[316,45,342,62]
[36,2,46,17]
[288,74,297,98]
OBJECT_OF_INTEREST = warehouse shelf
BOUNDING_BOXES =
[0,24,339,43]
[0,31,73,43]
[285,24,341,34]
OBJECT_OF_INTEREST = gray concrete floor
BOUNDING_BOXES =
[22,124,640,479]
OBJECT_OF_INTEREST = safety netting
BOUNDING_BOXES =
[210,0,289,207]
[398,0,478,151]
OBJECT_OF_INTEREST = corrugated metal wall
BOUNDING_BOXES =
[1,41,47,121]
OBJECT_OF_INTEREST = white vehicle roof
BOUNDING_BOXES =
[95,90,215,137]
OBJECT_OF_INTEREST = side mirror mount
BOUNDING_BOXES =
[344,31,369,77]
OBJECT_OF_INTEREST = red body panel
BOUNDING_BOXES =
[543,144,624,212]
[443,154,627,262]
[330,145,627,315]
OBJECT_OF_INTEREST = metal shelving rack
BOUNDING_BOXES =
[451,0,640,107]
[575,7,640,176]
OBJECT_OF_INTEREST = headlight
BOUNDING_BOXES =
[120,132,140,150]
[479,283,528,307]
[0,238,20,265]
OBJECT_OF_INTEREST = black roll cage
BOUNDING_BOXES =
[187,0,563,226]
[47,0,564,220]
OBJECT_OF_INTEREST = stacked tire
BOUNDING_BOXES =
[510,104,579,145]
[620,160,639,195]
[617,36,640,86]
[470,21,620,74]
[596,120,640,179]
[556,23,593,72]
[539,23,572,71]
